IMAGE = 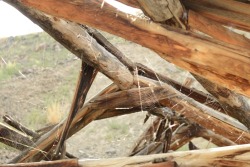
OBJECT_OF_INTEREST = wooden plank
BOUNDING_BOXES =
[5,0,250,97]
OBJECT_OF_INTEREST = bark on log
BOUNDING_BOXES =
[5,0,250,97]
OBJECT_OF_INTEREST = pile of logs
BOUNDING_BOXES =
[0,0,250,166]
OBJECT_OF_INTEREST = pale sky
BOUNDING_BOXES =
[0,1,43,38]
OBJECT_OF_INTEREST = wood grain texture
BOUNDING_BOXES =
[194,74,250,129]
[189,10,250,49]
[4,0,133,90]
[183,0,250,31]
[136,0,183,22]
[78,144,250,167]
[6,0,250,97]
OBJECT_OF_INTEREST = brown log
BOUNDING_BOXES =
[132,1,250,129]
[5,0,250,97]
[198,128,237,147]
[188,10,250,49]
[183,0,250,31]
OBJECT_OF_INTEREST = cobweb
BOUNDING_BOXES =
[0,29,249,164]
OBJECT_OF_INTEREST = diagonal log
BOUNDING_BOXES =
[55,63,97,158]
[0,123,33,151]
[3,0,133,90]
[4,0,250,97]
[9,84,119,163]
[193,74,250,129]
[132,0,250,129]
[188,10,250,49]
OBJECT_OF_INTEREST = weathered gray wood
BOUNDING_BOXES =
[0,123,33,151]
[136,0,184,25]
[194,74,250,129]
[77,144,250,167]
[4,0,133,90]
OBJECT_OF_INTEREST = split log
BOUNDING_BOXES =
[183,0,250,31]
[133,0,250,130]
[136,0,185,29]
[9,84,119,163]
[5,0,250,97]
[80,144,250,167]
[193,74,250,129]
[188,10,250,49]
[0,123,33,151]
[3,115,39,139]
[55,63,97,157]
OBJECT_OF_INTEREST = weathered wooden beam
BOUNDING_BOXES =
[193,74,250,129]
[133,1,250,130]
[183,0,250,31]
[188,10,250,49]
[5,0,250,97]
[3,0,133,90]
[0,123,33,151]
[77,144,250,167]
[9,84,119,163]
[136,0,184,28]
[4,143,250,167]
[55,63,97,158]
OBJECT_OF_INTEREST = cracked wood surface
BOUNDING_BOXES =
[5,0,250,98]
